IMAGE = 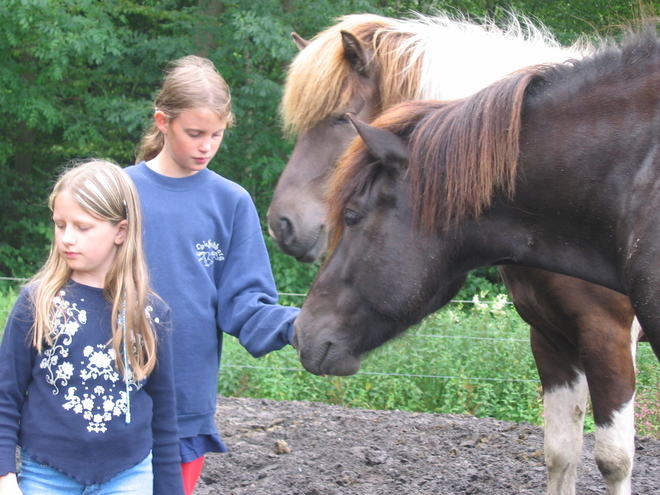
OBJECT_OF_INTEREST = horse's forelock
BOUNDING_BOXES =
[326,101,443,253]
[281,15,397,136]
[281,14,435,136]
[326,142,375,254]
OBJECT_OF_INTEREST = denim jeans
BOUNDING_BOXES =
[18,450,153,495]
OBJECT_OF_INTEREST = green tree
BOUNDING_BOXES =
[0,0,199,277]
[1,0,656,291]
[0,0,380,286]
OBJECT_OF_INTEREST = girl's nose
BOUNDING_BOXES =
[61,227,75,245]
[199,139,212,153]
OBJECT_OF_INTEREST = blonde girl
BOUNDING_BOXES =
[127,56,299,494]
[0,160,184,495]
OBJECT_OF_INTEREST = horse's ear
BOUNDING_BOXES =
[291,32,310,51]
[346,113,408,167]
[341,30,370,75]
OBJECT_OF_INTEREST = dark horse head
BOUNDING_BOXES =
[293,31,660,376]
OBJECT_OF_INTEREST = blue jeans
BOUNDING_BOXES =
[18,450,153,495]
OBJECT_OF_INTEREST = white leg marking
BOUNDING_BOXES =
[630,317,643,366]
[594,399,635,495]
[593,318,641,495]
[544,372,588,495]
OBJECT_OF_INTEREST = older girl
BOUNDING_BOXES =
[127,56,299,494]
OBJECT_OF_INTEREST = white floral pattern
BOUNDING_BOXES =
[42,289,143,433]
[196,239,225,267]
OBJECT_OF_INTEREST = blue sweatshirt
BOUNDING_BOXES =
[0,281,184,494]
[125,162,299,439]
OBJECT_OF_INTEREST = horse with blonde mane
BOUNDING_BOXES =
[273,13,642,495]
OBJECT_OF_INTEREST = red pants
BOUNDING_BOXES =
[181,455,205,495]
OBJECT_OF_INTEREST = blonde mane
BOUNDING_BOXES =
[281,14,405,136]
[281,12,582,136]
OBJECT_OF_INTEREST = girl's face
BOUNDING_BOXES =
[152,107,227,178]
[52,192,127,288]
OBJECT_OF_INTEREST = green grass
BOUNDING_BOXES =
[0,285,18,332]
[1,289,659,437]
[219,295,660,438]
[218,298,542,424]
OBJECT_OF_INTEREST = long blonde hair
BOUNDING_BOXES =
[136,55,234,163]
[29,159,157,381]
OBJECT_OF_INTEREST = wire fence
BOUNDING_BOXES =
[220,364,543,383]
[2,276,658,390]
[0,278,540,384]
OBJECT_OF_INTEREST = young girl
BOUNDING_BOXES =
[126,55,300,494]
[0,160,184,495]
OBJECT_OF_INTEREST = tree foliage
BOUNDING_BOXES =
[1,0,658,289]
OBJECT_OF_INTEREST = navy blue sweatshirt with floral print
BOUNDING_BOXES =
[0,280,184,494]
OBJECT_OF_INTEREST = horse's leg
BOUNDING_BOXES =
[581,318,642,495]
[530,326,587,495]
[500,266,636,495]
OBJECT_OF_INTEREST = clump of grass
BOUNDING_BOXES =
[635,367,660,438]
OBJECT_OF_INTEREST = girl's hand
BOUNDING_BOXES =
[0,473,23,495]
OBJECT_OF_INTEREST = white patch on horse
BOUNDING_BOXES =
[594,399,635,495]
[589,317,644,495]
[402,15,583,101]
[543,372,588,495]
[630,317,643,364]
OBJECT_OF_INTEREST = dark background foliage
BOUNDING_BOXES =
[1,0,655,293]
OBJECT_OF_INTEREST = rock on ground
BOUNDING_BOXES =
[194,396,660,494]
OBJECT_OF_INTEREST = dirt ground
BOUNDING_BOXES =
[194,396,660,494]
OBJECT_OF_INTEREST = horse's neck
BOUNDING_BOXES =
[410,25,581,101]
[463,205,627,294]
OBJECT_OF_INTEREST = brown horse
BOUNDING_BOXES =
[280,14,644,495]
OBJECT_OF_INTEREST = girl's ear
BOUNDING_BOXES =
[154,110,169,134]
[115,220,128,246]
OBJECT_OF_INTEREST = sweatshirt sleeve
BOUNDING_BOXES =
[0,291,36,477]
[216,192,300,357]
[143,303,185,495]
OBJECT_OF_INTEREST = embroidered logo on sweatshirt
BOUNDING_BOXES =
[196,239,225,267]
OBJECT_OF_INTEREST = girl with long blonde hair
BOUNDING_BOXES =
[0,159,184,495]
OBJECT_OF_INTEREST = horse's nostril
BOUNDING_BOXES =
[279,217,295,245]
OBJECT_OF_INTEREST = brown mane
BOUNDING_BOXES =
[281,14,424,136]
[327,68,546,248]
[408,69,544,232]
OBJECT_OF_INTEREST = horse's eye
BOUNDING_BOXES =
[333,114,350,125]
[344,209,361,226]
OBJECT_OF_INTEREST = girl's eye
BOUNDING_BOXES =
[344,209,361,226]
